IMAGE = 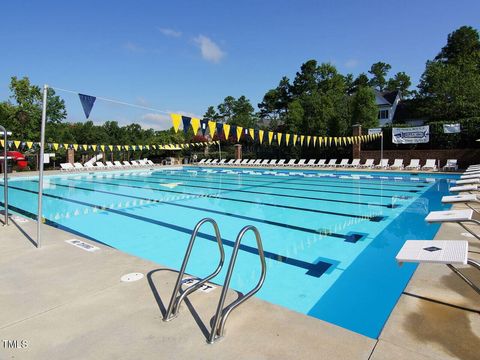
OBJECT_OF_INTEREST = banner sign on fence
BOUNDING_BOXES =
[443,123,461,134]
[368,128,382,135]
[392,126,430,144]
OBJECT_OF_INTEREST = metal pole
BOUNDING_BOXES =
[0,125,8,226]
[381,132,384,161]
[218,141,222,161]
[37,84,48,248]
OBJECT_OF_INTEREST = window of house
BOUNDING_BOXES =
[378,109,389,120]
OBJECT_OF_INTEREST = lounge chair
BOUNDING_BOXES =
[390,159,404,170]
[359,159,374,168]
[240,159,249,166]
[295,159,306,167]
[105,161,116,168]
[284,159,296,167]
[73,163,85,171]
[225,159,235,166]
[442,194,480,214]
[209,159,219,166]
[122,161,132,167]
[347,159,360,168]
[375,159,389,169]
[260,159,270,166]
[95,162,106,168]
[316,159,326,167]
[267,160,277,167]
[244,159,255,166]
[146,160,159,167]
[405,159,421,170]
[83,163,95,170]
[325,159,337,167]
[443,159,458,172]
[425,209,480,241]
[276,159,286,166]
[60,163,75,172]
[198,159,206,165]
[422,159,437,171]
[232,159,242,166]
[114,161,124,168]
[337,159,349,167]
[215,159,226,166]
[203,159,213,165]
[305,159,317,167]
[456,178,480,185]
[396,240,480,295]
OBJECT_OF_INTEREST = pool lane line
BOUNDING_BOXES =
[35,179,366,242]
[107,173,404,204]
[146,172,418,195]
[1,185,334,277]
[179,169,428,188]
[53,178,387,221]
[149,171,423,193]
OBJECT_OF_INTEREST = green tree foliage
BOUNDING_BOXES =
[211,95,256,127]
[418,26,480,121]
[351,86,379,129]
[368,62,392,91]
[203,106,220,120]
[0,76,67,140]
[386,72,412,96]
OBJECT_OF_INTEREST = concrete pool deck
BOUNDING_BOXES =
[0,172,479,359]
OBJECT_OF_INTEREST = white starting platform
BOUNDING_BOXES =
[449,185,478,192]
[396,240,480,295]
[425,209,480,241]
[456,178,480,185]
[461,173,480,179]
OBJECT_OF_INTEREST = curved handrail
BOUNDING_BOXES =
[163,218,224,321]
[208,225,266,343]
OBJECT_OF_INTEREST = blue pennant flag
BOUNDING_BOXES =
[200,119,208,136]
[78,93,96,119]
[230,125,237,141]
[216,122,223,136]
[181,116,191,134]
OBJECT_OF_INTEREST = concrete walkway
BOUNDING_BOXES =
[0,187,479,359]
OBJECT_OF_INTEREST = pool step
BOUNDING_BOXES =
[163,217,267,344]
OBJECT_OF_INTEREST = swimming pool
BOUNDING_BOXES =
[0,167,457,338]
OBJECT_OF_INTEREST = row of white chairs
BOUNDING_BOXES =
[60,159,159,172]
[198,158,458,171]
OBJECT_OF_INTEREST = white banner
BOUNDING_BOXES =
[443,123,460,134]
[392,126,430,144]
[368,128,382,135]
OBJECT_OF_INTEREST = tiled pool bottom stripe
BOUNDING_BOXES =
[36,179,369,242]
[102,175,399,210]
[1,184,336,277]
[65,178,388,222]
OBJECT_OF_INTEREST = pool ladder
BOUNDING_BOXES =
[163,218,267,344]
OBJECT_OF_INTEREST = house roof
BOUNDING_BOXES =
[374,90,401,106]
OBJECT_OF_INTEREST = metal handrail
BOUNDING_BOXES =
[163,218,224,321]
[208,225,266,344]
[0,125,8,226]
[447,259,480,296]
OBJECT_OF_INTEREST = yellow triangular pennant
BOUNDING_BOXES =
[208,121,216,137]
[191,117,200,135]
[92,144,97,151]
[63,143,69,150]
[277,133,283,145]
[293,134,298,145]
[300,135,305,146]
[307,136,311,146]
[259,130,264,144]
[53,143,59,150]
[223,124,231,139]
[236,126,243,141]
[73,144,79,151]
[268,131,274,145]
[170,113,182,133]
[313,137,317,147]
[26,141,33,149]
[285,133,290,146]
[249,128,255,140]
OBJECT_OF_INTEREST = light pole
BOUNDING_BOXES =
[37,84,48,248]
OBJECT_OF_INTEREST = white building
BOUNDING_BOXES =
[375,90,402,127]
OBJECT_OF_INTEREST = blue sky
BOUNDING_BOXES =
[1,0,479,130]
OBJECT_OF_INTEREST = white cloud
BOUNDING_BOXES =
[193,35,225,63]
[123,41,145,53]
[159,28,182,38]
[141,111,199,130]
[344,59,359,69]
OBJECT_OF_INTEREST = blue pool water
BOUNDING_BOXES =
[0,167,458,338]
